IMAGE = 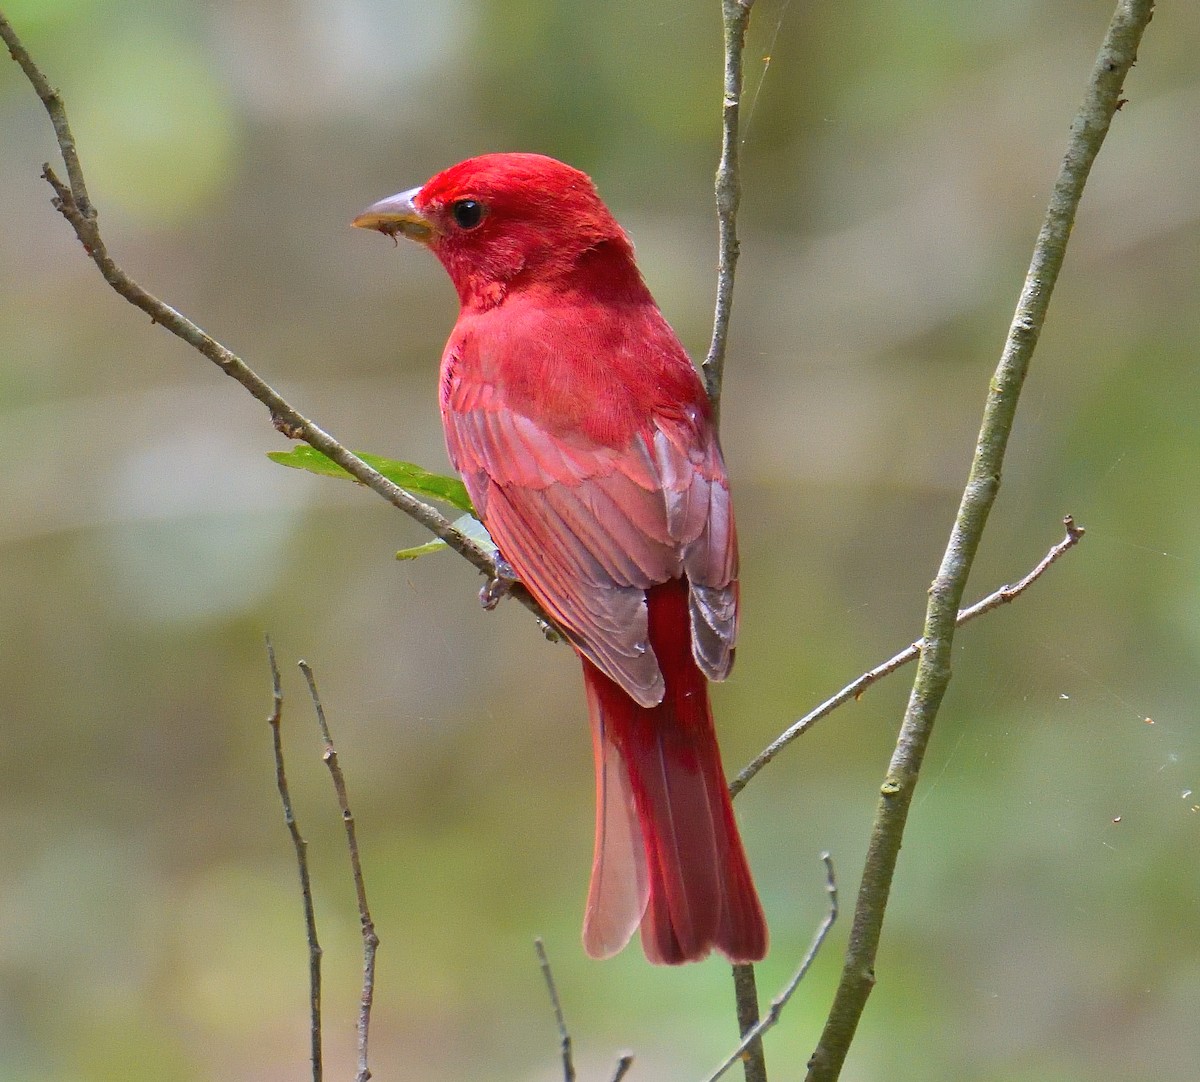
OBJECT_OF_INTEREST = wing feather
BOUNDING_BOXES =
[442,348,738,700]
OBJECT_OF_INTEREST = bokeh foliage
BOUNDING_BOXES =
[1,1,1198,1079]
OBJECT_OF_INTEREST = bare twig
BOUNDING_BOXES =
[730,516,1085,798]
[0,12,92,215]
[707,855,837,1082]
[805,5,1155,1079]
[265,638,323,1082]
[534,937,634,1082]
[729,965,767,1082]
[702,3,766,1076]
[703,0,756,423]
[0,9,548,629]
[534,938,576,1082]
[299,661,378,1082]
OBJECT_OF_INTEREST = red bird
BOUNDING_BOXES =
[354,153,767,964]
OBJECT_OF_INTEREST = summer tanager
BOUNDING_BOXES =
[354,153,767,964]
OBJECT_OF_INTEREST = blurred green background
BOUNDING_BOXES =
[1,1,1197,1079]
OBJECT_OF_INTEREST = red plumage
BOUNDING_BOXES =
[583,579,765,963]
[355,153,767,963]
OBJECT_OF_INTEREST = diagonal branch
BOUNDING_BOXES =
[805,4,1155,1079]
[730,515,1085,799]
[534,938,576,1082]
[0,9,549,628]
[0,13,93,216]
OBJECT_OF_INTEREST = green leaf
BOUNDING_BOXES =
[394,539,450,561]
[268,446,474,513]
[395,514,497,562]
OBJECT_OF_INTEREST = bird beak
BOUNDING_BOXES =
[351,186,435,244]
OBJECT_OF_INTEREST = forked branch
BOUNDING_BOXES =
[805,4,1154,1078]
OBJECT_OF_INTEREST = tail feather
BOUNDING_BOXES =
[582,681,649,958]
[581,579,767,964]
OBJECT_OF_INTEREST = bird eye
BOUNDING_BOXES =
[450,199,486,230]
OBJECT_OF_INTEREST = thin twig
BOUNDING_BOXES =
[707,855,837,1082]
[703,0,756,423]
[265,638,323,1082]
[534,938,575,1082]
[805,5,1154,1079]
[730,515,1085,798]
[0,13,92,215]
[0,9,548,629]
[299,661,378,1082]
[703,3,765,1076]
[535,937,634,1082]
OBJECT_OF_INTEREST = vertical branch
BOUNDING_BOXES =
[706,2,764,1078]
[729,964,768,1082]
[265,639,323,1082]
[299,661,379,1082]
[704,0,756,424]
[804,3,1155,1079]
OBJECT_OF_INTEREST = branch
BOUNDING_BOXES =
[730,515,1085,799]
[805,4,1154,1079]
[300,662,378,1082]
[0,9,549,629]
[707,855,837,1082]
[703,0,756,424]
[534,939,633,1082]
[265,639,323,1082]
[702,3,765,1077]
[728,964,766,1082]
[534,938,576,1082]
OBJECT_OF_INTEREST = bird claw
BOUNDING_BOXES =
[480,556,517,611]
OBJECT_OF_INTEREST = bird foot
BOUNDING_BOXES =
[480,556,517,611]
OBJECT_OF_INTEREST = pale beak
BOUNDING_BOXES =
[351,186,435,243]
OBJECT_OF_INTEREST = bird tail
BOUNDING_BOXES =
[581,580,767,964]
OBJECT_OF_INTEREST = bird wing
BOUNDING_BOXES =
[441,353,737,707]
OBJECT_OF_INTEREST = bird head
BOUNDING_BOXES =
[353,153,639,308]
